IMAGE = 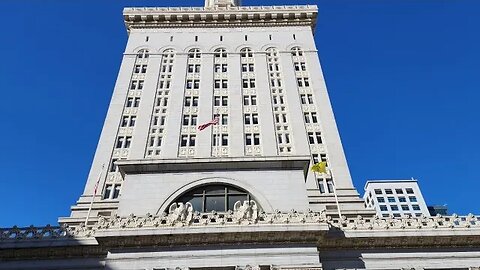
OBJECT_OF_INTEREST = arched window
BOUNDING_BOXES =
[188,48,201,59]
[171,184,253,213]
[240,47,254,58]
[137,49,149,59]
[291,46,303,57]
[214,48,227,58]
[162,48,175,57]
[265,47,278,57]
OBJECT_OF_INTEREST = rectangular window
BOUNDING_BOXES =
[121,116,129,127]
[379,205,388,211]
[245,133,260,145]
[401,205,410,211]
[385,189,393,194]
[409,196,417,202]
[129,116,136,127]
[112,185,121,199]
[115,137,124,148]
[399,196,406,202]
[103,184,112,199]
[180,135,196,147]
[126,98,134,107]
[387,197,395,203]
[377,197,385,203]
[406,188,414,194]
[130,80,137,90]
[374,189,382,195]
[186,79,200,89]
[192,97,198,106]
[244,113,258,125]
[109,159,118,173]
[181,135,188,147]
[395,188,403,194]
[300,62,306,71]
[124,137,131,148]
[319,181,325,194]
[184,97,191,106]
[221,134,228,146]
[412,204,420,211]
[390,205,399,211]
[134,98,140,107]
[326,180,334,193]
[307,132,322,144]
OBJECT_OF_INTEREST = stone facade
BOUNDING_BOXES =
[1,1,478,270]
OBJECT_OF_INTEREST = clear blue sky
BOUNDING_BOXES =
[0,0,478,227]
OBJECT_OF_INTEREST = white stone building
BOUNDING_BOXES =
[2,0,480,269]
[364,179,430,218]
[58,0,370,227]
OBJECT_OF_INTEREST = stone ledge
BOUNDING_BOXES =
[123,5,318,31]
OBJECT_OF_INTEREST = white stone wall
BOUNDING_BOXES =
[118,169,310,216]
[64,19,368,223]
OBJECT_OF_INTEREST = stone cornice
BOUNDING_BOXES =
[116,156,311,178]
[123,5,318,32]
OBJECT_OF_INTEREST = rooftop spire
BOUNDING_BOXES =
[205,0,241,8]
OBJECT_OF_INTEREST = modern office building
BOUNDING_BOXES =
[428,205,449,216]
[364,179,430,218]
[2,1,480,270]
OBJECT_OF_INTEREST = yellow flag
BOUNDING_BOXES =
[311,161,327,174]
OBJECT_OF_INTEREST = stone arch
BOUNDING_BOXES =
[130,46,153,55]
[157,45,181,53]
[235,44,256,53]
[183,45,206,53]
[208,44,233,53]
[286,43,307,51]
[156,177,273,214]
[260,43,281,52]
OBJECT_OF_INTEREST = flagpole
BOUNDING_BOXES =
[85,164,105,227]
[329,168,343,218]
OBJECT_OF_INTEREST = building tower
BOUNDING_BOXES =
[59,0,372,226]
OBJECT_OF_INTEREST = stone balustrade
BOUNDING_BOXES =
[2,212,480,242]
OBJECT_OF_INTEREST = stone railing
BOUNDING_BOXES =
[328,214,480,230]
[2,210,480,242]
[0,225,71,241]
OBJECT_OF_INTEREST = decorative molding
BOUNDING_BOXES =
[123,5,318,31]
[3,212,480,259]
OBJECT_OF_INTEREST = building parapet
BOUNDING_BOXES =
[123,5,318,32]
[2,212,480,243]
[3,211,480,259]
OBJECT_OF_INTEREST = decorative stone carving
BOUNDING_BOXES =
[236,265,260,270]
[2,212,480,243]
[167,202,194,226]
[233,200,258,224]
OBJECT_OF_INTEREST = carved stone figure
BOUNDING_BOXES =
[233,200,258,224]
[167,202,194,226]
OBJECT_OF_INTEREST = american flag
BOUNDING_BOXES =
[93,164,105,195]
[197,118,219,131]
